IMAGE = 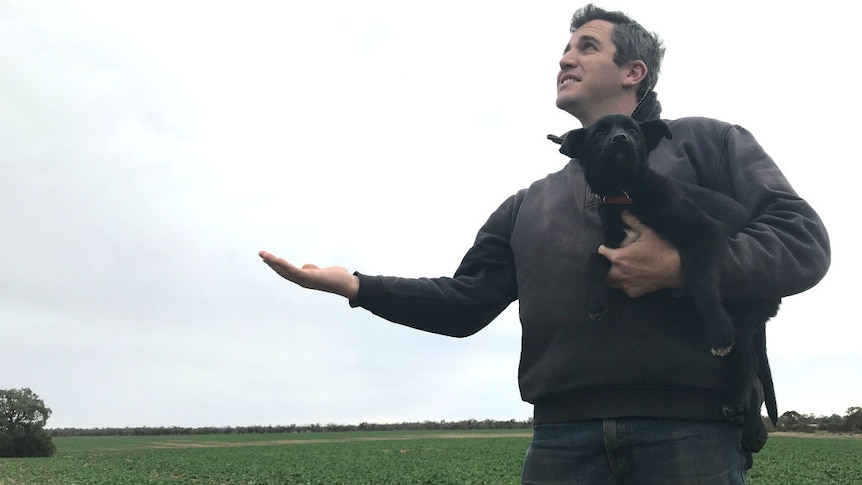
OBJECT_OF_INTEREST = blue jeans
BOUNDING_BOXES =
[521,418,748,485]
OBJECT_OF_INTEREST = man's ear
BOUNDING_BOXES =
[639,119,672,153]
[622,60,648,89]
[558,128,588,158]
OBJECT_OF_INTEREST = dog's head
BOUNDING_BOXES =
[559,114,672,195]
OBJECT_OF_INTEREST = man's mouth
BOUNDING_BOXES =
[559,74,580,86]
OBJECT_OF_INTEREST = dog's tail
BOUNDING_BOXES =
[757,330,778,426]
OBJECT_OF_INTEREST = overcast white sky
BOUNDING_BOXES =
[2,1,858,429]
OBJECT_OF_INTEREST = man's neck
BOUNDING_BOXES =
[571,92,640,127]
[578,99,639,127]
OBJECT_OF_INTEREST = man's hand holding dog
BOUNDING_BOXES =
[598,211,683,298]
[259,251,360,300]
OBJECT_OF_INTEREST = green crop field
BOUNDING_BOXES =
[0,430,859,484]
[747,434,862,485]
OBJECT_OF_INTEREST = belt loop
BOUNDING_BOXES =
[603,418,631,479]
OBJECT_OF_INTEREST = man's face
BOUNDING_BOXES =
[556,20,629,119]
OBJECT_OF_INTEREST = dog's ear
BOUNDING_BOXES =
[558,128,588,159]
[639,120,672,153]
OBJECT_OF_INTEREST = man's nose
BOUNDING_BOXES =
[559,50,577,71]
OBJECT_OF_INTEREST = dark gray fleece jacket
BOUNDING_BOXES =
[350,97,830,424]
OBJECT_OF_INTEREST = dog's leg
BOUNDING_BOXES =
[585,253,612,321]
[721,313,757,418]
[668,210,737,356]
[740,378,769,454]
[682,251,736,356]
[751,300,780,425]
[736,310,777,453]
[724,299,780,425]
[585,206,628,321]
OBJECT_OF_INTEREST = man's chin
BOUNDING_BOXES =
[555,97,580,117]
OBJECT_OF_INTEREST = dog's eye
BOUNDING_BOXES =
[596,130,605,137]
[629,128,638,135]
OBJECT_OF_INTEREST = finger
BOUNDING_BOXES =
[259,251,296,269]
[597,244,612,258]
[620,210,642,228]
[259,250,285,265]
[259,252,296,273]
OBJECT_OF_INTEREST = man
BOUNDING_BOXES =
[260,4,830,484]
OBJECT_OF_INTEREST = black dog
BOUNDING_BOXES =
[557,114,780,442]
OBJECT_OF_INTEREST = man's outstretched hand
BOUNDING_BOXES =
[259,251,360,300]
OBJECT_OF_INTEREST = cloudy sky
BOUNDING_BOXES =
[2,1,858,429]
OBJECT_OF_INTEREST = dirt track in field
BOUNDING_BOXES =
[146,432,535,449]
[770,431,861,440]
[135,431,859,450]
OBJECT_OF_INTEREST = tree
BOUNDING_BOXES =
[0,388,56,457]
[846,406,862,432]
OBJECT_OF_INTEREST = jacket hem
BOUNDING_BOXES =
[532,386,739,424]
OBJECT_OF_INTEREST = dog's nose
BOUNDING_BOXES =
[611,133,629,143]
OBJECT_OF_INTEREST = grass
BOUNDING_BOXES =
[0,430,859,484]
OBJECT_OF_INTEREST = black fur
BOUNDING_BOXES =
[559,114,780,447]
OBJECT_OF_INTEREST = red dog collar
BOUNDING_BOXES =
[601,192,633,205]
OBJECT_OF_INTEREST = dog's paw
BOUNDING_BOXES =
[586,306,607,322]
[711,343,734,357]
[710,338,735,357]
[721,403,744,418]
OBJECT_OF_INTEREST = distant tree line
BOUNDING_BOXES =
[49,418,534,437]
[48,408,862,438]
[770,407,862,434]
[9,384,858,451]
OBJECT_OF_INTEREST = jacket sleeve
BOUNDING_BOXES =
[348,193,521,337]
[713,124,831,299]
